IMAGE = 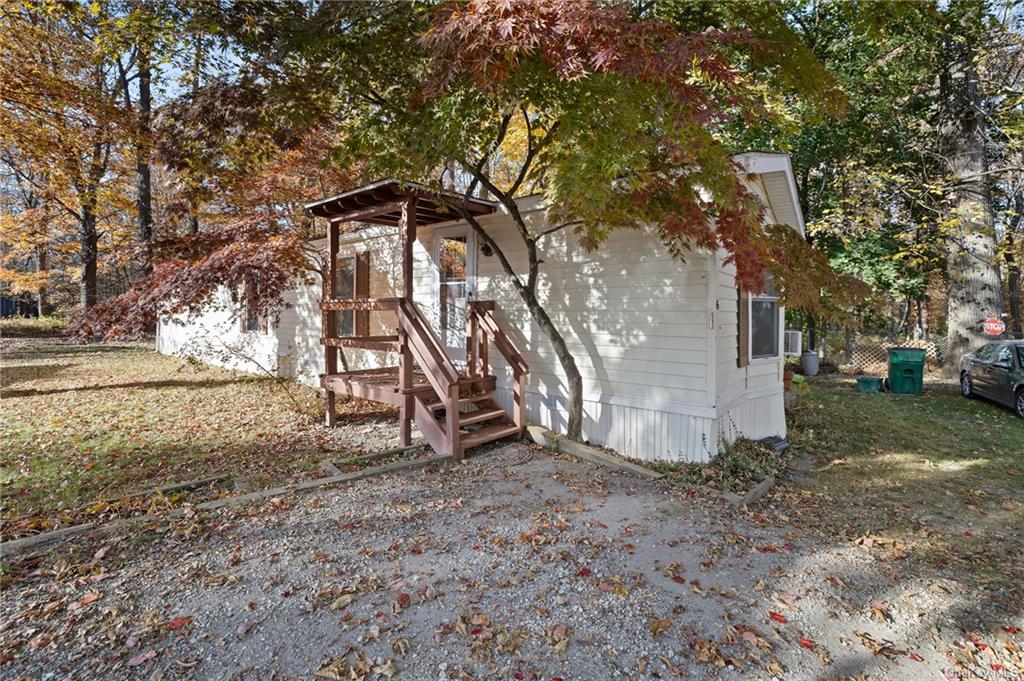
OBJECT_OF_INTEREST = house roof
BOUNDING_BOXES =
[732,152,806,237]
[303,179,498,227]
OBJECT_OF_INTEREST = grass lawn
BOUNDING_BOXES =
[0,338,393,537]
[0,316,67,338]
[784,378,1024,593]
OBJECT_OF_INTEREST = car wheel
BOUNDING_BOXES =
[1016,389,1024,418]
[960,372,974,398]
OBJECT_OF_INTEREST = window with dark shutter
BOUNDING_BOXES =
[334,255,356,337]
[737,287,750,368]
[241,274,267,334]
[355,251,370,337]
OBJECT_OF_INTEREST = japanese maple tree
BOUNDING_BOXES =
[245,0,859,438]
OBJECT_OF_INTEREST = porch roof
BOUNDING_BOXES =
[303,179,498,226]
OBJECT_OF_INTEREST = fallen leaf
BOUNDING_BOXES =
[316,657,349,679]
[128,650,157,667]
[650,617,672,637]
[166,616,192,629]
[769,611,787,624]
[375,659,398,678]
[69,590,101,612]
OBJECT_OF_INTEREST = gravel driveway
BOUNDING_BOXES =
[2,443,1019,680]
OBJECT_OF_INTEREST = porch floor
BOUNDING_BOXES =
[322,367,496,409]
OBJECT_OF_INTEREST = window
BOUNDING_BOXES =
[241,274,266,334]
[334,255,356,337]
[1017,346,1024,368]
[993,345,1013,367]
[437,234,468,345]
[750,278,779,360]
[975,343,999,361]
[244,301,261,333]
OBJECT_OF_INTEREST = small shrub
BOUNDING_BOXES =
[657,438,787,493]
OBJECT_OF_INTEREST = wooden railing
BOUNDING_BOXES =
[468,301,529,436]
[321,295,462,456]
[321,296,527,457]
[395,298,462,459]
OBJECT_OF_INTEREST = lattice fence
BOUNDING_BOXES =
[819,330,946,375]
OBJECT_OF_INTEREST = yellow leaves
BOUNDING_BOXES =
[693,638,727,666]
[329,594,356,611]
[649,617,672,637]
[544,623,570,652]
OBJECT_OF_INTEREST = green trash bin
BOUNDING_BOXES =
[887,347,926,395]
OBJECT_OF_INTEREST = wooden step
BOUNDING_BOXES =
[460,423,521,450]
[423,392,493,412]
[458,407,507,427]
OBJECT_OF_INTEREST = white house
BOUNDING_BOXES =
[156,152,803,463]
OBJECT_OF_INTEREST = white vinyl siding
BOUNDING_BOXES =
[158,153,800,462]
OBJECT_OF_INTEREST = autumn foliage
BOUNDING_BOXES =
[67,218,313,339]
[418,0,861,309]
[6,0,864,341]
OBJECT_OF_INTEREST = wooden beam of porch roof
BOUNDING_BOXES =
[304,178,498,225]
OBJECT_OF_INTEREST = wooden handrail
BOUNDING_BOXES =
[321,335,399,351]
[321,297,401,311]
[396,298,459,397]
[468,301,528,435]
[469,301,529,374]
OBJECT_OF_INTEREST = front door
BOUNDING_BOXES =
[432,225,476,365]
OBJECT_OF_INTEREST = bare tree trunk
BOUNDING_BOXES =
[35,245,47,316]
[449,116,586,439]
[80,202,98,309]
[136,42,153,273]
[1007,235,1022,337]
[940,32,1005,373]
[1005,197,1023,338]
[461,212,585,440]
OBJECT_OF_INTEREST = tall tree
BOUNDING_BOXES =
[0,2,129,309]
[940,0,1006,370]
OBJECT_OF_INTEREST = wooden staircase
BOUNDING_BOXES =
[321,297,528,459]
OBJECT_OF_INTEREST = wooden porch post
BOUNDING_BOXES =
[398,198,417,445]
[466,305,478,378]
[325,219,339,427]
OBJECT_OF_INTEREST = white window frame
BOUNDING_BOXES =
[431,224,477,358]
[748,289,782,362]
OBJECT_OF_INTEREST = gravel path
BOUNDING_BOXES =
[2,443,1020,680]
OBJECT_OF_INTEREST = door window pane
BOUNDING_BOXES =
[438,236,467,344]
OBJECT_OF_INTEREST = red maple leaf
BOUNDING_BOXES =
[166,616,193,629]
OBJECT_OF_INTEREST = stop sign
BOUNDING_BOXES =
[983,317,1006,335]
